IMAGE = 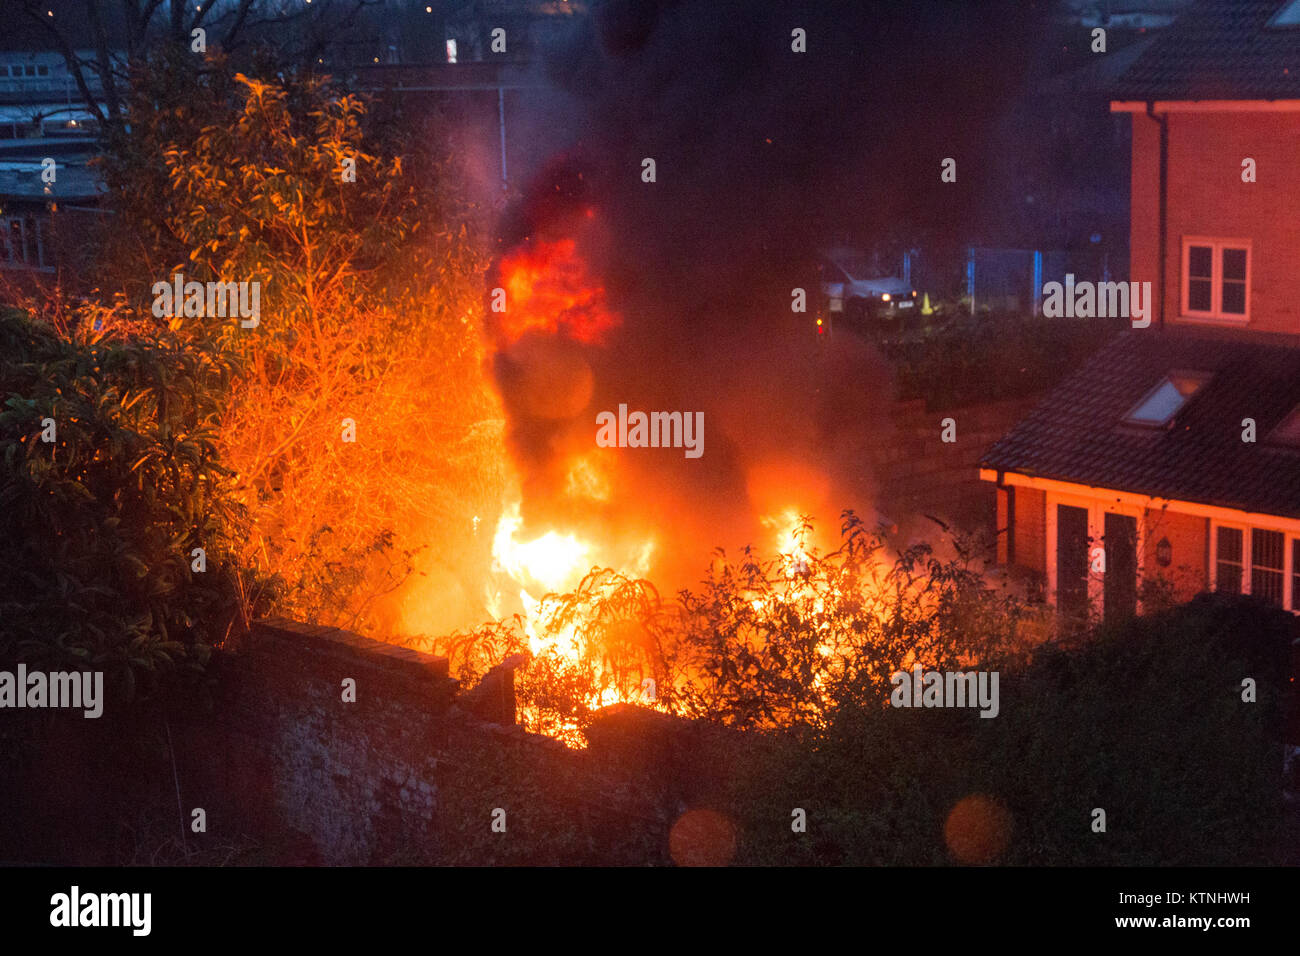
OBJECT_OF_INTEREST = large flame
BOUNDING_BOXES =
[473,226,889,744]
[492,501,591,596]
[487,499,657,742]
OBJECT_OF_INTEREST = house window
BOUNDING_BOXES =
[1252,529,1285,607]
[1215,526,1243,593]
[1269,0,1300,27]
[37,65,49,76]
[1293,540,1300,610]
[1103,512,1138,624]
[1212,523,1300,610]
[1056,504,1090,622]
[1182,238,1250,322]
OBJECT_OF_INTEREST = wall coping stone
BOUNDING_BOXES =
[252,617,455,693]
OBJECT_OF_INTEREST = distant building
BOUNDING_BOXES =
[0,50,112,138]
[1063,0,1195,30]
[0,48,110,276]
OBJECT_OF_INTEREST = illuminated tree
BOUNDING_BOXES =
[93,52,498,631]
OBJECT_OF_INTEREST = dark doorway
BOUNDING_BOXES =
[1056,504,1089,623]
[1103,512,1137,625]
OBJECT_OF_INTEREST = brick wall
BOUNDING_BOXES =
[184,619,681,865]
[871,396,1043,540]
[1130,109,1300,336]
[2,618,712,866]
[188,619,459,864]
[1142,506,1209,603]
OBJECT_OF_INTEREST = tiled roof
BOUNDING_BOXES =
[0,160,103,203]
[1112,0,1300,100]
[981,329,1300,519]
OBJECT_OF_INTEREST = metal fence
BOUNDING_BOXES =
[966,246,1114,316]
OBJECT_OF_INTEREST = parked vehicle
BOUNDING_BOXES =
[817,247,918,323]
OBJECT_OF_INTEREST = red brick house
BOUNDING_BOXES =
[981,0,1300,622]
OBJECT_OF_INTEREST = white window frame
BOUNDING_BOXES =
[1046,492,1146,614]
[1180,236,1251,324]
[1292,538,1300,613]
[1210,521,1248,595]
[1210,521,1299,611]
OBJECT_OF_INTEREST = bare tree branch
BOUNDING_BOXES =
[85,0,123,117]
[221,0,258,49]
[19,0,108,123]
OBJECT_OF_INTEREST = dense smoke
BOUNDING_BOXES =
[487,0,1047,587]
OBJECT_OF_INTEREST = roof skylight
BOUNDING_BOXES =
[1268,0,1300,28]
[1123,372,1211,427]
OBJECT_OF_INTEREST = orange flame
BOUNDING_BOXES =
[494,238,620,346]
[488,498,657,743]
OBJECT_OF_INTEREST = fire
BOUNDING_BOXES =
[471,220,670,744]
[491,500,656,612]
[475,227,896,743]
[492,501,590,595]
[766,507,813,575]
[762,508,872,695]
[485,495,658,743]
[493,238,620,346]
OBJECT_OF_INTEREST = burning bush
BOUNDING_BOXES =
[436,511,1044,742]
[671,512,1039,729]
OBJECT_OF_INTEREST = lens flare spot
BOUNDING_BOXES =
[944,793,1012,864]
[669,808,737,867]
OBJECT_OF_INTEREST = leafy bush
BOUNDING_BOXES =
[725,593,1293,865]
[888,311,1121,410]
[0,308,260,700]
[84,52,497,634]
[669,512,1038,729]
